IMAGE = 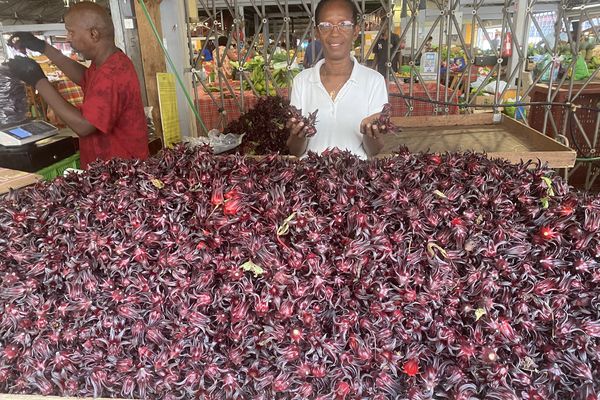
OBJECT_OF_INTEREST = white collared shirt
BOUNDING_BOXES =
[290,57,388,158]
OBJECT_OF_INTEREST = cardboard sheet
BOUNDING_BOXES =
[0,167,42,195]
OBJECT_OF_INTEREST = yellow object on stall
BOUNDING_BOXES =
[464,24,474,45]
[156,73,181,148]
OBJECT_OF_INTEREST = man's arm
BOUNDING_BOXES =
[35,80,97,137]
[8,33,86,84]
[43,44,87,85]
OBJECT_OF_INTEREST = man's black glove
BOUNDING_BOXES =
[7,57,47,87]
[8,32,47,53]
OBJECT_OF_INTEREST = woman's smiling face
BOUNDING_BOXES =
[316,0,358,62]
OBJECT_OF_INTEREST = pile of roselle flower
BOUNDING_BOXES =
[2,145,600,399]
[225,95,317,155]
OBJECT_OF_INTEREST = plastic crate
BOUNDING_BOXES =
[36,152,80,181]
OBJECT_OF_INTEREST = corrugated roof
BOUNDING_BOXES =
[0,0,108,25]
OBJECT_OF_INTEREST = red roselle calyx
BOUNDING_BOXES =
[375,103,400,134]
[225,95,318,154]
[287,105,318,138]
[403,358,419,376]
[0,146,599,398]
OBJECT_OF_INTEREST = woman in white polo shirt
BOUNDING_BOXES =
[287,0,388,158]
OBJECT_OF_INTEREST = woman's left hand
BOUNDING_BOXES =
[360,113,383,139]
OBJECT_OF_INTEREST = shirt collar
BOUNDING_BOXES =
[308,55,359,85]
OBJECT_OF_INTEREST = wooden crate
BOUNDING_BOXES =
[380,114,576,168]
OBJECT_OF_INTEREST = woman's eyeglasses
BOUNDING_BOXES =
[317,21,354,34]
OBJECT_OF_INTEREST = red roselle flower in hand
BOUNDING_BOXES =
[403,359,419,376]
[375,103,400,134]
[288,105,318,138]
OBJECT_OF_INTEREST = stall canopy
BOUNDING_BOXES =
[0,0,108,24]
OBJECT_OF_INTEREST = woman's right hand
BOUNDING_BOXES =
[286,117,309,156]
[286,117,308,140]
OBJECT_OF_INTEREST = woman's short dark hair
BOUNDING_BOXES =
[315,0,358,25]
[217,36,228,47]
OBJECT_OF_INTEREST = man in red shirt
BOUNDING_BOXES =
[7,1,148,169]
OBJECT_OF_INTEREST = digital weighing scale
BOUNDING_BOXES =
[0,120,58,147]
[0,120,77,172]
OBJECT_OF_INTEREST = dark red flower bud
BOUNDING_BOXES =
[403,359,419,376]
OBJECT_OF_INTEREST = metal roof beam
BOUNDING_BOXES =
[0,22,65,33]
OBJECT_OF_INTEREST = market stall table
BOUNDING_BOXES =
[447,65,481,93]
[380,113,576,168]
[387,81,459,116]
[197,82,459,131]
[196,88,267,132]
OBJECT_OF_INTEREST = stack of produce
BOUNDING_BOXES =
[225,96,394,154]
[231,52,300,96]
[225,95,317,154]
[1,146,600,399]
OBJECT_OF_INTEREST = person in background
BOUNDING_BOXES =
[275,41,287,53]
[193,40,215,77]
[213,36,238,80]
[244,40,255,61]
[373,28,401,76]
[303,38,323,68]
[7,1,148,169]
[287,0,388,158]
[416,36,433,65]
[202,40,215,62]
[398,38,407,67]
[424,36,434,52]
[489,31,501,52]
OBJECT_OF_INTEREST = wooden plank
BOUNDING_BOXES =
[391,113,493,128]
[0,168,42,194]
[490,151,573,168]
[499,115,576,168]
[501,114,570,151]
[380,115,576,168]
[382,125,531,154]
[134,0,167,141]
